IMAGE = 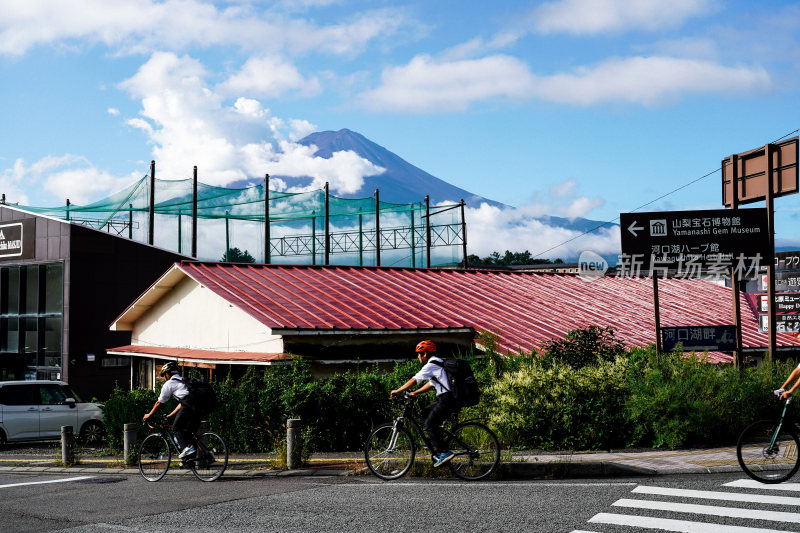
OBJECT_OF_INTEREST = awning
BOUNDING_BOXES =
[108,345,290,366]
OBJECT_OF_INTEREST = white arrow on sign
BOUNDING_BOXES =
[627,221,644,237]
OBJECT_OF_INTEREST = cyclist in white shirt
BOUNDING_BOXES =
[142,362,200,459]
[390,340,456,467]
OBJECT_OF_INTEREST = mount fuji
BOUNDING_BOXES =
[291,129,613,235]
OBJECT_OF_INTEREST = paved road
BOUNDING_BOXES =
[4,471,800,532]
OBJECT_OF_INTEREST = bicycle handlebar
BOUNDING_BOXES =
[145,414,171,430]
[391,392,414,402]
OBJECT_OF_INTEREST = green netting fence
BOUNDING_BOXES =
[13,173,467,267]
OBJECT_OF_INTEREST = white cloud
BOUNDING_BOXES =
[532,56,770,106]
[0,154,135,205]
[0,0,407,57]
[360,51,769,113]
[531,0,717,35]
[361,54,535,113]
[107,107,120,116]
[218,56,321,99]
[119,52,384,192]
[465,202,620,259]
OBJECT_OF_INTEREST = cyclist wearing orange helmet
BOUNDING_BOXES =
[390,340,456,467]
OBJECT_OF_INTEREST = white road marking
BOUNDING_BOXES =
[633,485,800,506]
[725,479,800,491]
[0,475,94,489]
[590,513,791,533]
[614,498,800,523]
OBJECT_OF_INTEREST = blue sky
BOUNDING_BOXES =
[1,0,799,260]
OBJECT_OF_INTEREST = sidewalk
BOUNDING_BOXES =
[0,446,745,479]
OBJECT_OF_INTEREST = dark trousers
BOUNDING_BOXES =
[423,393,456,453]
[173,404,201,450]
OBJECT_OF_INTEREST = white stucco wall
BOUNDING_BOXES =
[131,276,284,353]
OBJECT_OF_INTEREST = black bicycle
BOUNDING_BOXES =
[737,395,800,484]
[364,393,500,481]
[138,415,228,482]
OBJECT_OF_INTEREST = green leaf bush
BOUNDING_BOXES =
[100,326,799,454]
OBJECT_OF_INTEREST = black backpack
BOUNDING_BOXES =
[181,378,217,416]
[430,359,480,408]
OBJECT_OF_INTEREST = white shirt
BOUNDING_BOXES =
[413,356,450,396]
[157,375,189,404]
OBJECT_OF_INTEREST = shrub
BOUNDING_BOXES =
[626,348,797,448]
[488,356,632,450]
[102,386,159,449]
[542,325,625,369]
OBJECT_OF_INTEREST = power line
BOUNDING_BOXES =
[531,129,800,260]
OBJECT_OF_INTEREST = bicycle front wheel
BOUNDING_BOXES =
[364,424,416,480]
[737,420,800,484]
[189,432,228,482]
[447,422,500,481]
[138,434,171,482]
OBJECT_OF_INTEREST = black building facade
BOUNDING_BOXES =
[0,206,184,400]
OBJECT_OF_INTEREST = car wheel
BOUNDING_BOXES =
[0,429,6,446]
[80,421,105,445]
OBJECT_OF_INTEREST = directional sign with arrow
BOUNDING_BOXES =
[619,208,769,273]
[627,221,644,237]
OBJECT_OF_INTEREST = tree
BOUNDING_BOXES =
[222,247,255,263]
[467,250,564,266]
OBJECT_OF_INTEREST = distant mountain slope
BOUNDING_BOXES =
[297,129,505,208]
[228,128,615,236]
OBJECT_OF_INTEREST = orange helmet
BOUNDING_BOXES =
[415,340,437,353]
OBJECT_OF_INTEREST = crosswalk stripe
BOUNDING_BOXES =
[589,513,792,533]
[633,485,800,506]
[725,479,800,491]
[614,498,800,523]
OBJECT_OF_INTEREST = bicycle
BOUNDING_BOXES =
[364,393,500,481]
[138,415,228,482]
[737,395,800,484]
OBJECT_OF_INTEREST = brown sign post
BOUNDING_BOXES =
[722,137,799,364]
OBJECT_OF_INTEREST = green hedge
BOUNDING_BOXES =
[100,328,799,453]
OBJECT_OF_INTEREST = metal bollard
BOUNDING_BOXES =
[123,423,137,466]
[286,418,303,469]
[61,426,74,467]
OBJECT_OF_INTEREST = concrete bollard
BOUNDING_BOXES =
[123,423,137,466]
[61,426,74,467]
[286,418,303,469]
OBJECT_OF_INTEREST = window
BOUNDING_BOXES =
[40,384,67,405]
[0,384,38,405]
[0,262,64,381]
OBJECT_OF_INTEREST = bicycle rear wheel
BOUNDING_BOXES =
[737,420,800,484]
[447,422,500,481]
[138,434,171,482]
[189,432,228,482]
[364,424,415,480]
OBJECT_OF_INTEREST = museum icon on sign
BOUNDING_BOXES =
[650,219,667,237]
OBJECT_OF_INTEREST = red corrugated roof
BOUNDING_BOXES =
[170,261,800,360]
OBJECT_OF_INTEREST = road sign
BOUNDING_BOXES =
[619,208,769,274]
[722,137,798,207]
[758,314,800,333]
[758,293,800,313]
[661,325,737,352]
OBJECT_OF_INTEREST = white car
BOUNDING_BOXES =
[0,381,104,444]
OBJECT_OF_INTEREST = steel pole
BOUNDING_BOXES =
[192,166,198,258]
[148,160,155,245]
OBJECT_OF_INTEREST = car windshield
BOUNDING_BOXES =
[60,385,84,403]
